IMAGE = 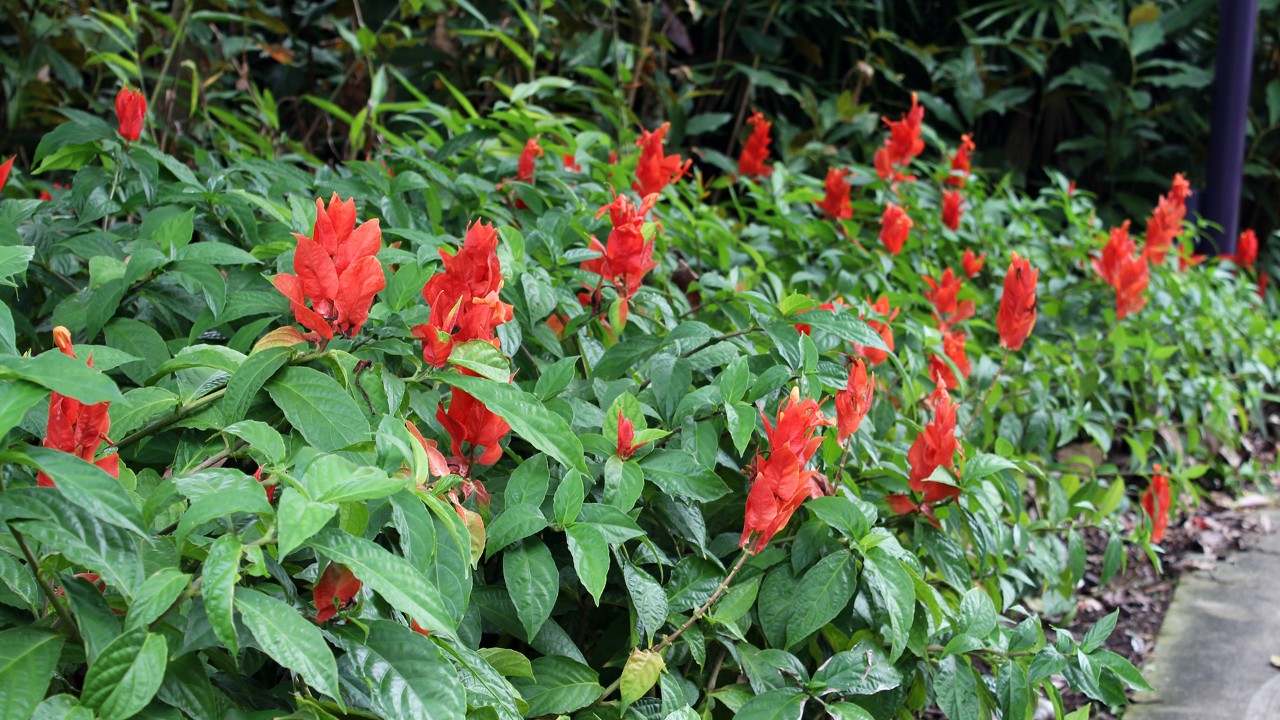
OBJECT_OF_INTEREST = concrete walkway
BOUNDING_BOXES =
[1126,510,1280,720]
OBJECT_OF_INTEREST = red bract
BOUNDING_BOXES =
[115,87,146,142]
[762,387,831,465]
[1142,174,1191,265]
[907,385,960,504]
[923,268,974,329]
[582,192,659,302]
[1234,228,1258,267]
[876,92,925,179]
[253,467,276,504]
[615,410,651,459]
[412,221,513,367]
[738,111,773,177]
[436,386,511,466]
[1113,253,1150,320]
[272,194,386,341]
[633,123,690,196]
[563,154,582,173]
[929,329,970,390]
[856,295,898,366]
[835,358,874,443]
[818,168,853,221]
[517,137,543,183]
[879,203,912,254]
[941,190,963,231]
[1093,221,1136,287]
[37,327,117,487]
[946,134,975,188]
[313,563,362,622]
[962,249,985,278]
[404,420,451,480]
[739,445,815,553]
[997,253,1038,351]
[0,156,12,191]
[1141,466,1172,543]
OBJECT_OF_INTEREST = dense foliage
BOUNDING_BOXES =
[1,3,1278,720]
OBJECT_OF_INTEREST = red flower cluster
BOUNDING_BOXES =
[961,249,985,278]
[929,329,970,390]
[817,167,853,221]
[740,389,831,552]
[941,190,963,231]
[835,358,874,443]
[437,386,511,467]
[997,253,1038,351]
[0,156,12,192]
[313,563,362,622]
[1233,228,1258,267]
[273,194,386,341]
[582,192,660,309]
[616,410,653,459]
[856,295,898,366]
[1142,173,1191,265]
[738,111,774,177]
[946,134,976,188]
[879,202,913,254]
[634,123,690,196]
[517,137,543,183]
[874,93,925,183]
[1141,465,1172,543]
[923,268,974,330]
[906,385,960,503]
[37,327,117,487]
[115,87,146,142]
[1093,221,1149,320]
[412,221,514,367]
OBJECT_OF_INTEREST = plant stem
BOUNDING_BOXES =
[962,348,1009,436]
[636,326,761,392]
[8,524,81,642]
[115,387,226,450]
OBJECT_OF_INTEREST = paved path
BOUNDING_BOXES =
[1126,510,1280,720]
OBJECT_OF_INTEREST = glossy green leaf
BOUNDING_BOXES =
[235,588,341,699]
[80,628,168,720]
[267,366,371,451]
[0,627,64,720]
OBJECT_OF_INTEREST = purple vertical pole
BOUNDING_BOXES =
[1200,0,1258,255]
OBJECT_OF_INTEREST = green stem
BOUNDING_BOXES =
[114,387,226,450]
[8,524,81,643]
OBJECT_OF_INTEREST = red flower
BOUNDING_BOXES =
[1234,228,1258,267]
[437,387,511,466]
[873,147,895,182]
[0,156,12,192]
[563,154,582,173]
[37,327,117,487]
[907,385,960,504]
[818,167,853,221]
[616,410,651,459]
[855,295,898,366]
[582,192,659,302]
[835,358,874,443]
[314,563,362,622]
[1142,174,1191,265]
[941,190,963,231]
[253,467,276,504]
[928,330,970,390]
[881,92,925,171]
[633,123,690,196]
[761,387,831,465]
[1093,221,1137,287]
[517,137,543,183]
[738,111,773,178]
[1141,466,1172,543]
[961,249,985,278]
[740,445,815,553]
[1178,249,1206,272]
[115,87,146,142]
[273,194,386,341]
[879,203,913,254]
[923,268,974,329]
[946,134,975,188]
[412,221,513,367]
[1113,253,1150,320]
[997,252,1038,351]
[403,420,451,480]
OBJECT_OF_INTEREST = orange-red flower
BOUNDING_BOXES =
[941,190,963,231]
[907,385,960,504]
[997,253,1038,351]
[1142,174,1191,265]
[582,192,659,303]
[313,563,362,622]
[37,327,117,487]
[961,249,985,278]
[855,295,898,366]
[923,268,974,329]
[1141,465,1172,543]
[876,92,925,180]
[946,134,975,188]
[761,387,830,464]
[437,386,511,466]
[1234,228,1258,267]
[115,87,146,142]
[740,388,831,552]
[273,194,386,341]
[835,358,874,443]
[879,203,912,254]
[928,329,970,390]
[563,154,582,173]
[616,410,652,459]
[0,156,12,192]
[1093,221,1136,286]
[738,111,773,177]
[818,167,853,221]
[1112,253,1150,320]
[633,123,690,196]
[517,137,543,183]
[412,221,513,367]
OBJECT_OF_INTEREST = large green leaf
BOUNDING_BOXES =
[276,488,337,557]
[0,352,121,403]
[22,446,145,535]
[234,588,341,700]
[935,656,981,720]
[201,534,242,657]
[639,450,730,502]
[565,522,609,604]
[441,373,587,475]
[786,550,858,647]
[448,339,512,382]
[80,628,168,720]
[335,620,465,719]
[222,346,292,423]
[124,568,192,630]
[862,546,916,662]
[485,504,548,557]
[503,539,558,640]
[267,366,370,451]
[107,387,179,440]
[735,688,806,720]
[0,627,64,720]
[0,382,47,439]
[301,454,409,503]
[511,656,601,717]
[7,495,144,595]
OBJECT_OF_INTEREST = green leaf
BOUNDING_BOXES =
[0,245,35,286]
[798,310,887,350]
[565,522,609,604]
[448,339,512,383]
[512,656,601,717]
[962,452,1019,483]
[6,493,145,594]
[577,504,645,544]
[267,366,371,451]
[534,356,578,400]
[223,420,287,465]
[235,588,341,699]
[503,539,559,640]
[0,352,122,403]
[107,387,179,440]
[810,640,903,695]
[862,546,915,662]
[956,587,997,639]
[0,382,47,439]
[125,568,191,630]
[935,656,980,720]
[639,450,730,502]
[202,533,242,657]
[222,346,292,423]
[80,628,168,720]
[553,471,585,527]
[805,496,872,540]
[22,447,145,535]
[276,488,337,557]
[620,649,665,707]
[485,504,549,557]
[786,550,857,647]
[735,688,806,720]
[505,454,549,506]
[603,456,644,511]
[307,528,457,639]
[1081,610,1119,653]
[335,620,465,719]
[441,373,587,475]
[622,563,669,646]
[1092,649,1153,692]
[0,627,64,720]
[302,454,408,503]
[175,489,273,547]
[725,402,756,455]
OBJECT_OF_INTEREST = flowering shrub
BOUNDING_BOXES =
[0,81,1276,720]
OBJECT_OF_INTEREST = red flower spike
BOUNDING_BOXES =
[761,387,832,466]
[739,445,816,553]
[633,123,690,197]
[738,111,773,178]
[997,253,1038,351]
[1141,466,1172,543]
[928,329,970,390]
[37,327,117,487]
[818,167,853,221]
[413,220,513,366]
[879,203,913,254]
[1234,228,1258,267]
[115,87,146,142]
[855,295,899,366]
[616,409,652,459]
[923,268,973,330]
[1142,174,1191,265]
[835,358,874,443]
[313,563,362,623]
[273,194,386,340]
[941,190,963,231]
[517,137,543,183]
[436,387,511,466]
[1093,221,1136,286]
[907,385,960,502]
[962,249,985,278]
[0,156,13,192]
[1113,253,1150,320]
[946,134,976,188]
[582,192,659,301]
[882,93,925,170]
